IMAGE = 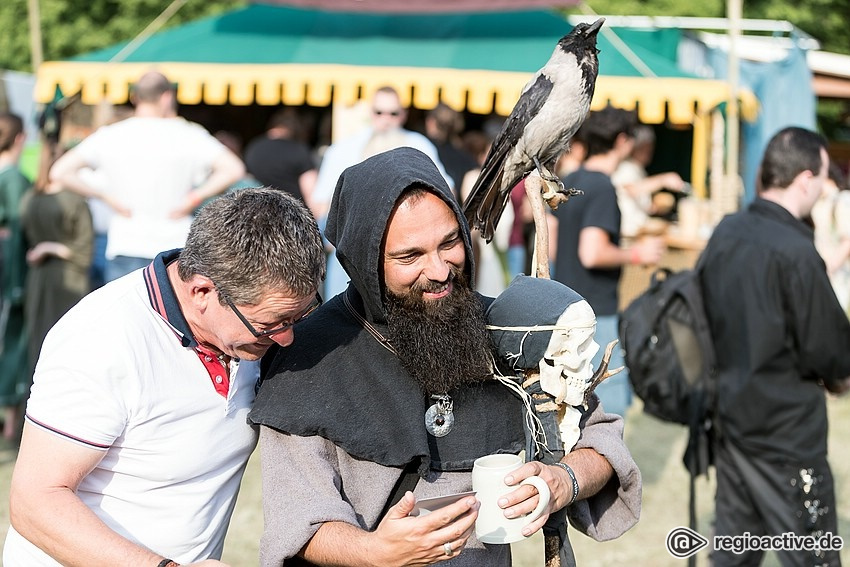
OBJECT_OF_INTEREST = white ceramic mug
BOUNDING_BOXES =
[472,453,551,545]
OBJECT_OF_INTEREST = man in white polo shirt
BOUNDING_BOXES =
[3,188,325,567]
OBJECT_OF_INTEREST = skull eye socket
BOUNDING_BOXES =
[543,357,556,367]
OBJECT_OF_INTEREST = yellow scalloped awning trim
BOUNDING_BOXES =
[36,61,759,125]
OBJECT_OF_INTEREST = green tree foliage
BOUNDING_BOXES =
[1,0,246,72]
[3,0,847,75]
[743,0,849,55]
[573,0,849,55]
[574,0,725,19]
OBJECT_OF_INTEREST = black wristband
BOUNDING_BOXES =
[555,462,580,506]
[157,560,178,567]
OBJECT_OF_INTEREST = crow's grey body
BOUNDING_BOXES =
[463,19,603,242]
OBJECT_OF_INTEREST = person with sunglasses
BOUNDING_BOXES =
[312,86,452,301]
[4,188,325,567]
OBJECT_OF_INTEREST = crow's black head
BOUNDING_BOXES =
[558,18,604,55]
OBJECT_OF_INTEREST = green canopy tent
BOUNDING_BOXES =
[34,4,757,193]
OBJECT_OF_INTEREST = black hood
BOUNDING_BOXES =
[325,146,476,324]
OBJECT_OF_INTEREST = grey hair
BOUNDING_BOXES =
[177,188,325,305]
[632,124,655,147]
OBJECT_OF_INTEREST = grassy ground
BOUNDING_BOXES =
[2,396,849,566]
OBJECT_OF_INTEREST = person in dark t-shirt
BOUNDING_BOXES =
[244,109,318,217]
[553,106,664,417]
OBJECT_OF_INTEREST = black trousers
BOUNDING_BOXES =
[711,439,841,567]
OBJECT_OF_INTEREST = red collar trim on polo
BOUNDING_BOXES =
[194,345,231,398]
[143,251,230,398]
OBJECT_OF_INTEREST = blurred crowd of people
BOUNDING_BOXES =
[2,70,850,444]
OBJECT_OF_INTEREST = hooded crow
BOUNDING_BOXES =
[462,18,604,242]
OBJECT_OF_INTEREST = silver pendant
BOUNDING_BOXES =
[425,394,454,437]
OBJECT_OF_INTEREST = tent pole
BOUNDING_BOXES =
[110,0,188,63]
[725,0,742,211]
[691,110,708,199]
[27,0,43,71]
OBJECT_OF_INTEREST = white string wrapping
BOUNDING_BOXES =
[485,318,596,333]
[491,357,551,459]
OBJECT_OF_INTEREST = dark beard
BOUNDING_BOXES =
[385,269,493,396]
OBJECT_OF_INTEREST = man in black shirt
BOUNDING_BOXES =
[699,127,850,566]
[424,103,478,195]
[244,109,318,217]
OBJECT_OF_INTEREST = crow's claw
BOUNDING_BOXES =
[543,183,582,210]
[541,178,563,201]
[532,156,562,183]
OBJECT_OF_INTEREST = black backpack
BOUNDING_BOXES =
[620,267,715,418]
[618,265,716,548]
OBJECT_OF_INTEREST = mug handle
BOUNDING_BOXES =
[519,476,551,524]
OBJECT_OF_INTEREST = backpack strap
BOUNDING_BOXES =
[688,249,714,567]
[688,466,698,567]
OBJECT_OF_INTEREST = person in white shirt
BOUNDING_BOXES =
[4,188,325,567]
[49,70,245,282]
[611,124,686,239]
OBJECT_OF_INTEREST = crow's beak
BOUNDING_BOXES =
[586,18,604,35]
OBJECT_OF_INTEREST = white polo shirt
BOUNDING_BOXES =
[3,252,259,566]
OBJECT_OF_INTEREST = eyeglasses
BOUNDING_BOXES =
[373,109,402,117]
[218,288,322,338]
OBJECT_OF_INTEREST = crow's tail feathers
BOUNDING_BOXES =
[462,164,508,243]
[478,183,513,243]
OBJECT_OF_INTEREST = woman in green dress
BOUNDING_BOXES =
[0,113,31,444]
[20,141,93,410]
